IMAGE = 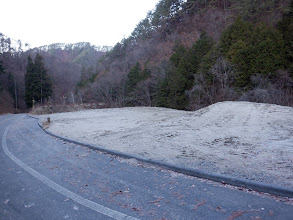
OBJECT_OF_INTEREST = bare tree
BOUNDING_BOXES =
[94,73,126,107]
[210,57,235,101]
[135,79,152,106]
[241,71,293,106]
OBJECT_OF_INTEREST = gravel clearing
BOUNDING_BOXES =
[38,101,293,188]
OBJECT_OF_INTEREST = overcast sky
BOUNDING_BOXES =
[1,0,160,48]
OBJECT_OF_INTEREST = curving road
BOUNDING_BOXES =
[0,114,292,219]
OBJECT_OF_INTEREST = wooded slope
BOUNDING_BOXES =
[79,0,293,110]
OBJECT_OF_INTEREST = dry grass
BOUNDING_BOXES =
[30,103,108,115]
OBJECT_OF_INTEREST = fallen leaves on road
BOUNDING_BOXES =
[132,207,140,211]
[227,209,259,220]
[168,181,178,184]
[149,196,164,204]
[193,200,206,210]
[111,190,123,196]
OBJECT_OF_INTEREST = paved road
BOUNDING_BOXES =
[0,114,292,220]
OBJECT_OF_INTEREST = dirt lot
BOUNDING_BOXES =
[38,101,293,188]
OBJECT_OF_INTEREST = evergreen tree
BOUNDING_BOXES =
[155,33,214,110]
[156,68,188,110]
[34,54,52,104]
[25,56,35,107]
[278,0,293,71]
[220,18,287,88]
[125,62,151,106]
[77,65,97,88]
[155,44,188,110]
[126,62,143,94]
[25,54,52,107]
[230,0,276,22]
[186,33,214,87]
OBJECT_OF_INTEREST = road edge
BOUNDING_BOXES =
[28,114,293,198]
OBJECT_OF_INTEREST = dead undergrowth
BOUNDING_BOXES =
[30,103,108,115]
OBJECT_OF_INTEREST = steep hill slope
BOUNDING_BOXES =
[80,0,293,110]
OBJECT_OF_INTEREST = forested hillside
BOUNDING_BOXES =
[79,0,293,110]
[0,0,292,113]
[0,38,107,113]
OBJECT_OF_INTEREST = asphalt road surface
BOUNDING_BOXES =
[0,114,292,220]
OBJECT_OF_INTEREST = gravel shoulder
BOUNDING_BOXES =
[38,101,293,188]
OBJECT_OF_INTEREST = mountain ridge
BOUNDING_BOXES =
[31,42,112,53]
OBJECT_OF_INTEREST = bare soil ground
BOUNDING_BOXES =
[37,101,293,188]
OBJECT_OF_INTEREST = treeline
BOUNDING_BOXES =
[78,0,292,110]
[0,38,106,113]
[1,0,292,113]
[0,34,27,112]
[157,13,293,110]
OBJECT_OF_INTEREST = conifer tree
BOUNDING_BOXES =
[278,0,293,71]
[25,54,52,107]
[25,56,35,107]
[220,18,287,88]
[126,62,143,94]
[34,54,52,105]
[125,62,151,106]
[155,33,214,110]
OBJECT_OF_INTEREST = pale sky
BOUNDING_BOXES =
[1,0,160,48]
